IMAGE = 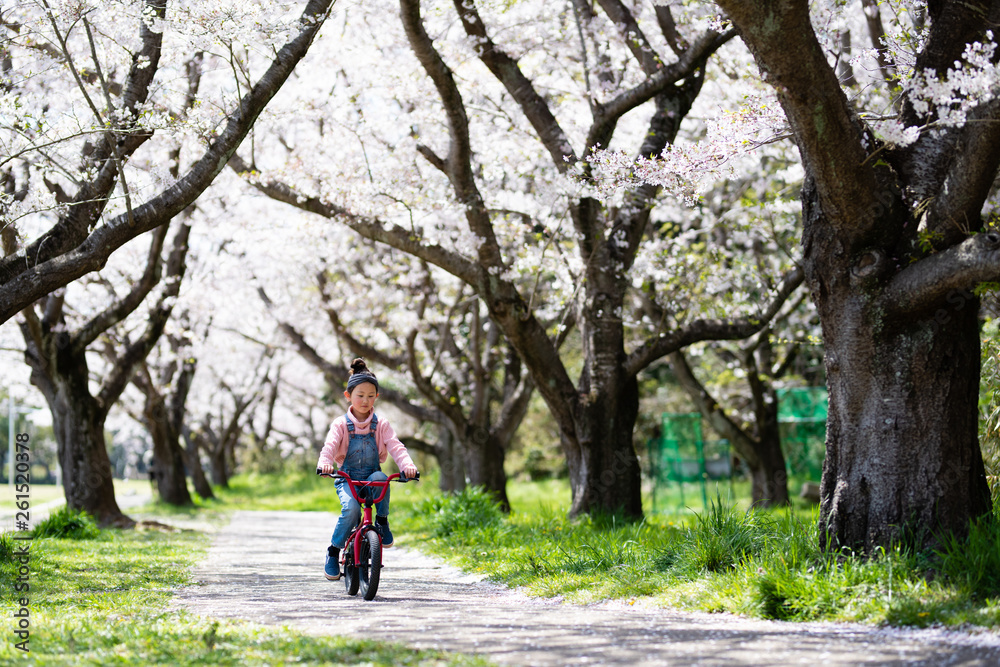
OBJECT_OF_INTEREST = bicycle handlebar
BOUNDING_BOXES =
[315,468,420,482]
[315,468,419,506]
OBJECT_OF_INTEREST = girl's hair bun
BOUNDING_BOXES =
[346,357,379,393]
[349,357,369,376]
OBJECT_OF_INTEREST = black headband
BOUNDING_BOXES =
[347,373,378,393]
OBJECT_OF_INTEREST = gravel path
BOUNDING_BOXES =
[173,510,1000,666]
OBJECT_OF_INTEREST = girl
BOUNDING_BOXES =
[318,358,419,580]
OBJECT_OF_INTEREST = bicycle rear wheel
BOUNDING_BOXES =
[358,529,382,601]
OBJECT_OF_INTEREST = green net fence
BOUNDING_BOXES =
[776,387,827,480]
[647,387,828,512]
[647,412,732,511]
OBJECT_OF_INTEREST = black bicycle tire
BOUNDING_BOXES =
[359,529,382,601]
[343,545,360,596]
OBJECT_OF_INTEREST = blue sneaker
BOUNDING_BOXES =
[324,545,340,580]
[376,516,393,548]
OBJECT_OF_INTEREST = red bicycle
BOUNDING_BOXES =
[317,469,418,600]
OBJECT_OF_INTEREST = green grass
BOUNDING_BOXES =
[0,487,489,666]
[0,479,152,513]
[200,471,1000,628]
[30,506,101,539]
[54,469,1000,642]
[0,483,65,507]
[383,480,1000,629]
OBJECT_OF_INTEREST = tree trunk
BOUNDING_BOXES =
[44,358,131,527]
[182,427,215,499]
[715,0,1000,555]
[226,437,238,483]
[749,435,789,508]
[464,425,510,512]
[209,445,230,487]
[817,286,990,551]
[559,226,645,519]
[564,374,643,519]
[143,392,193,506]
[435,427,466,494]
[745,348,790,507]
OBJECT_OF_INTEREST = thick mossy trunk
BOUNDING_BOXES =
[50,386,131,527]
[564,375,643,519]
[819,298,991,552]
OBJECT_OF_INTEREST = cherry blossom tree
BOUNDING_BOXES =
[19,220,189,526]
[627,150,816,506]
[232,0,814,518]
[668,291,820,507]
[692,0,1000,551]
[123,316,206,503]
[0,0,336,324]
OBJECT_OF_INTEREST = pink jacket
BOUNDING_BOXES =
[318,408,415,472]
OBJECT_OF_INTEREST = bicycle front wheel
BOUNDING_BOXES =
[358,529,382,601]
[343,544,360,596]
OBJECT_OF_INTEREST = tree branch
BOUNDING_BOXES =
[0,0,336,324]
[625,265,804,376]
[882,230,1000,316]
[923,98,1000,244]
[400,0,505,271]
[258,283,439,422]
[258,285,342,386]
[654,5,687,56]
[716,0,883,242]
[669,350,760,468]
[596,0,661,75]
[229,152,481,286]
[1,0,167,285]
[492,356,534,447]
[451,0,577,170]
[72,225,168,353]
[405,328,466,427]
[97,221,191,418]
[315,271,406,368]
[859,0,896,85]
[587,29,730,150]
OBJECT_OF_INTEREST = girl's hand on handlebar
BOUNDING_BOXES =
[402,464,419,479]
[319,464,336,475]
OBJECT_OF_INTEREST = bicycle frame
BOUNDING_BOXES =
[336,471,399,564]
[317,469,412,564]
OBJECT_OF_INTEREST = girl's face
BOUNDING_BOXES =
[345,382,378,419]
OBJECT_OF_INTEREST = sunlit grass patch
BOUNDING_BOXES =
[398,478,1000,630]
[31,506,101,540]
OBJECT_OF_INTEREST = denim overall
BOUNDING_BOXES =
[330,414,389,548]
